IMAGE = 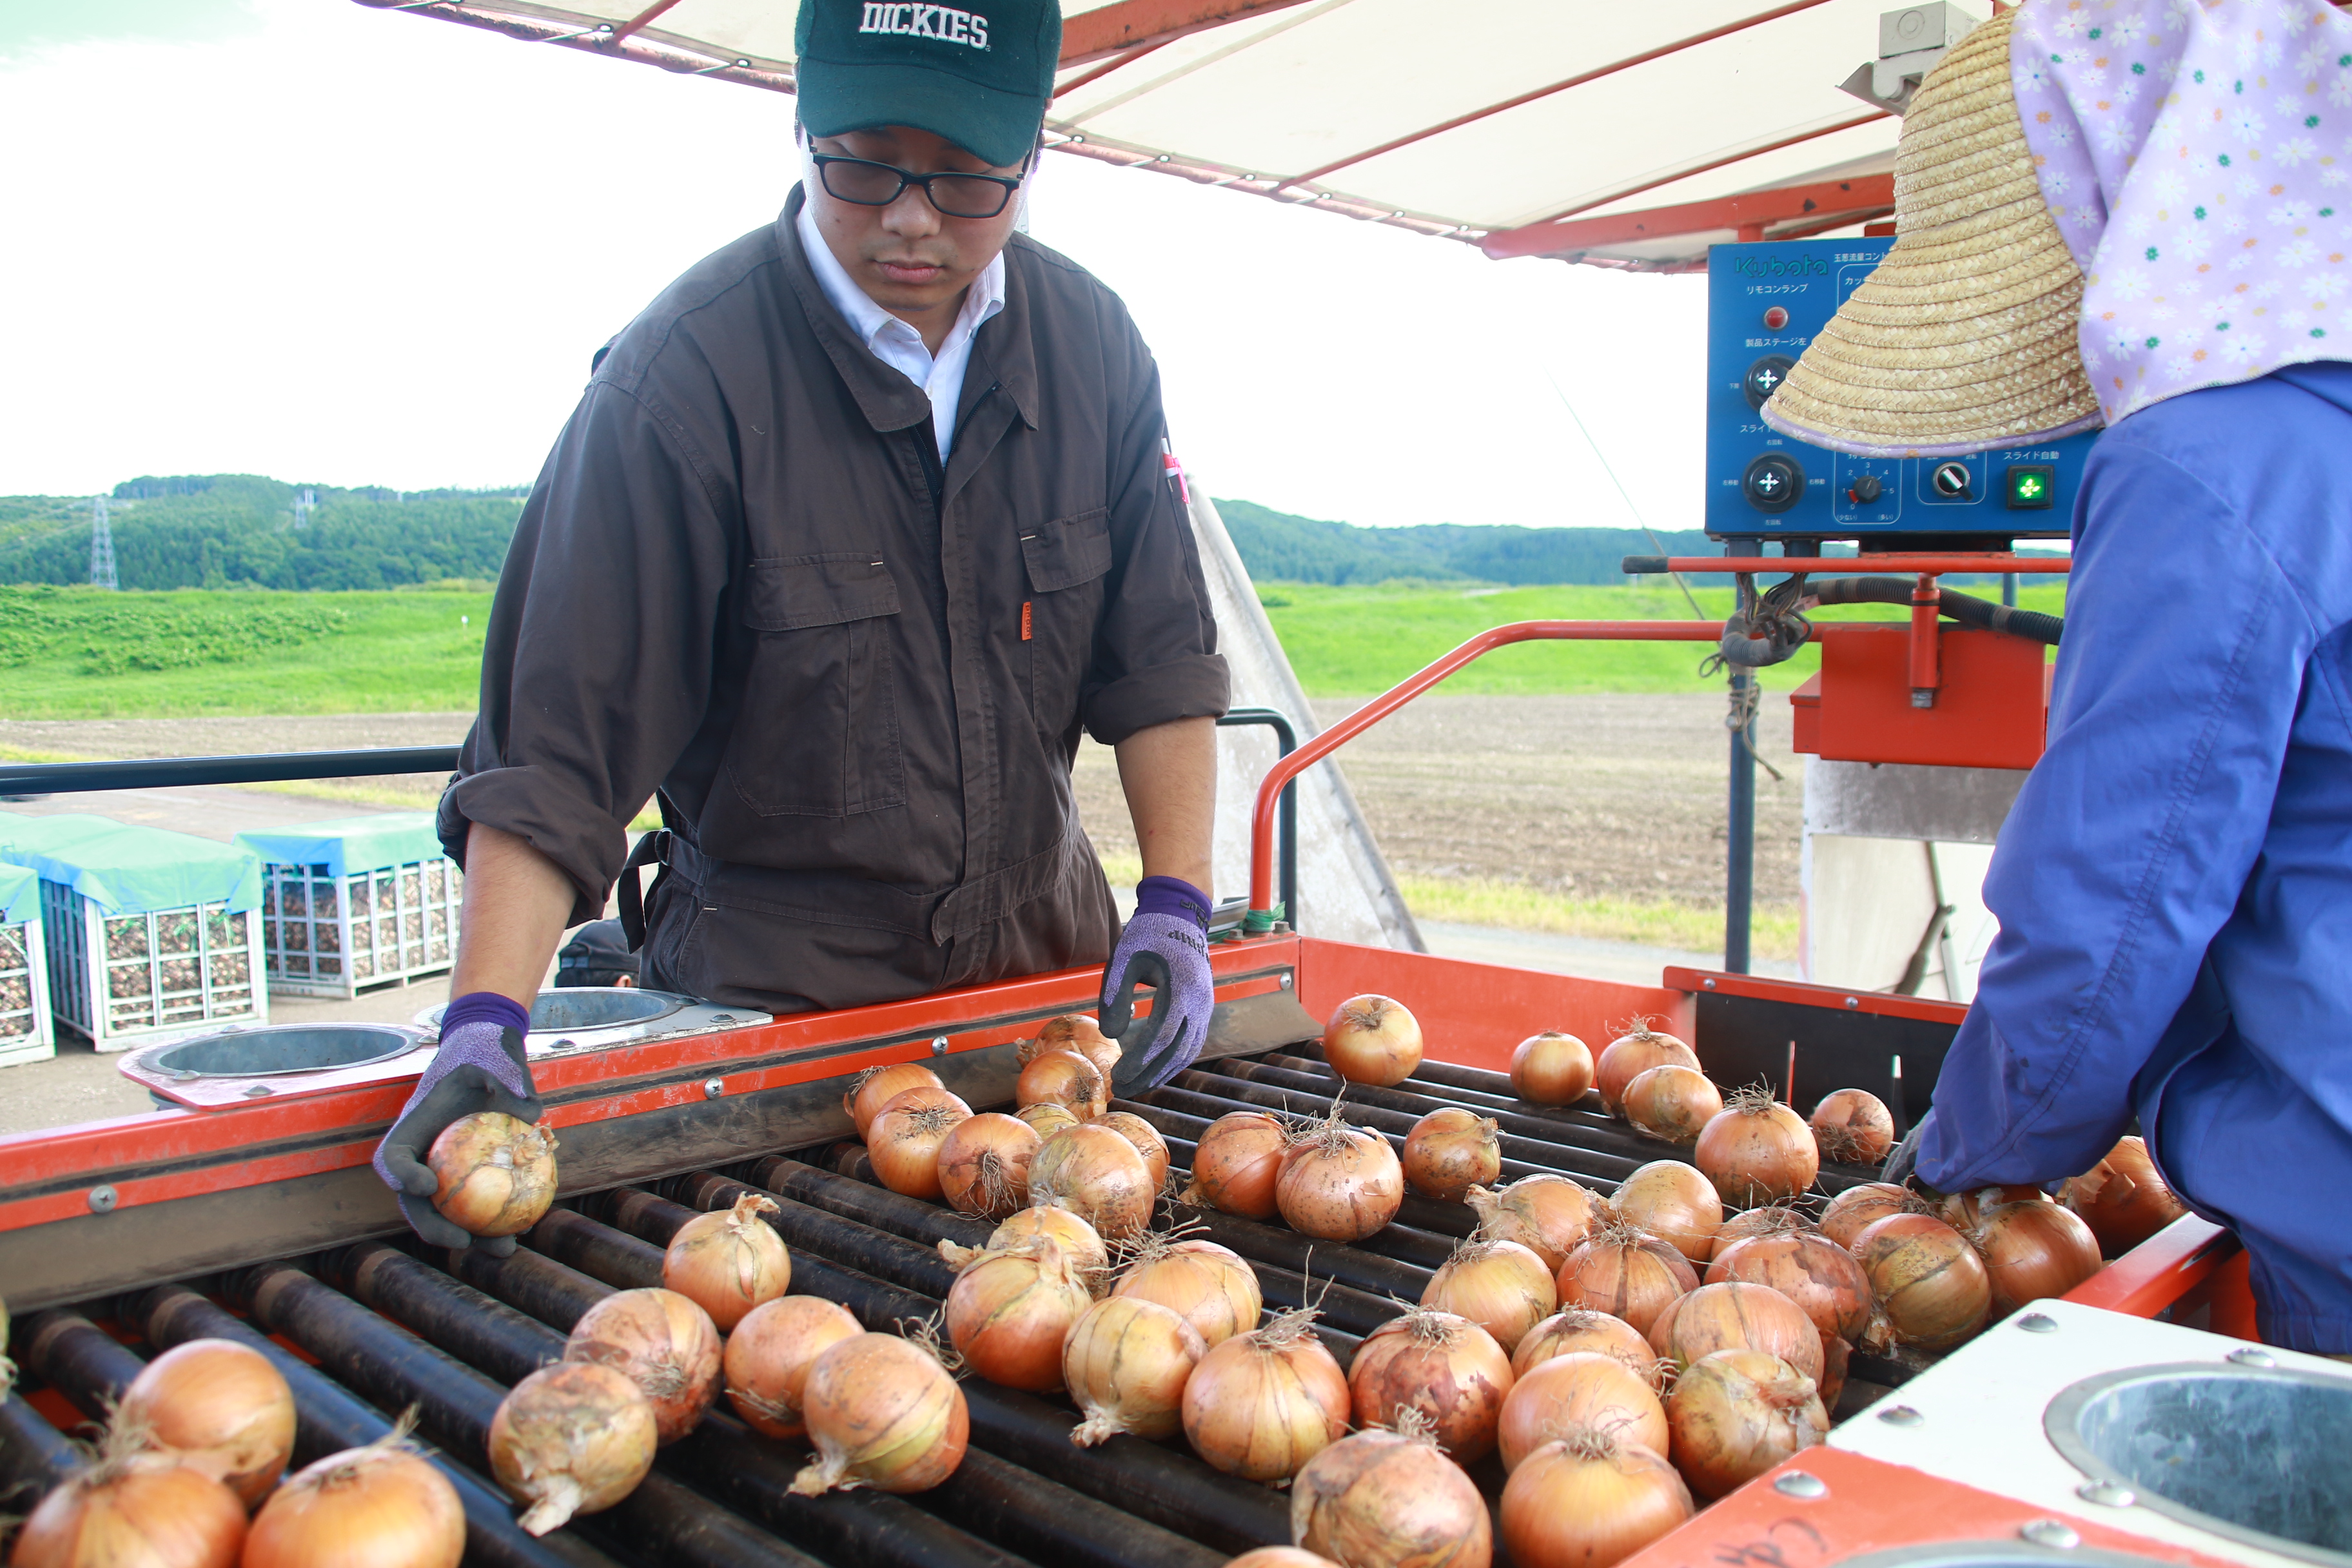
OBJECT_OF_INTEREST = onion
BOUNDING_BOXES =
[488,1361,658,1535]
[2062,1135,2190,1255]
[1647,1280,1823,1383]
[1402,1107,1502,1202]
[1819,1334,1852,1412]
[1348,1309,1513,1463]
[1181,1110,1289,1219]
[1095,1111,1171,1192]
[1422,1239,1557,1354]
[1694,1086,1820,1206]
[791,1331,968,1496]
[1501,1426,1692,1568]
[939,1204,1110,1284]
[936,1113,1041,1220]
[1808,1089,1895,1165]
[1972,1200,2104,1314]
[1621,1066,1723,1144]
[1181,1308,1351,1483]
[1665,1349,1827,1500]
[1593,1023,1700,1117]
[1322,994,1422,1086]
[1707,1231,1876,1344]
[1511,1308,1657,1386]
[12,1446,247,1568]
[1939,1184,2051,1230]
[945,1238,1093,1393]
[563,1288,723,1444]
[118,1338,297,1508]
[723,1295,862,1440]
[424,1112,558,1239]
[1291,1416,1492,1568]
[1610,1161,1723,1265]
[1062,1296,1205,1445]
[662,1191,790,1332]
[1852,1213,1991,1349]
[1467,1175,1605,1273]
[1511,1031,1594,1106]
[1709,1204,1808,1261]
[244,1420,465,1568]
[1030,1123,1155,1240]
[1819,1183,1914,1250]
[868,1096,973,1200]
[1017,1101,1083,1138]
[1496,1351,1667,1471]
[1016,1048,1108,1120]
[1277,1111,1405,1242]
[1554,1224,1698,1337]
[1113,1233,1263,1348]
[1227,1553,1342,1568]
[1028,1013,1121,1081]
[845,1062,943,1137]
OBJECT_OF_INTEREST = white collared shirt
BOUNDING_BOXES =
[796,199,1006,462]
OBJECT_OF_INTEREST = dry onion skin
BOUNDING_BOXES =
[1016,1048,1109,1121]
[1610,1161,1724,1266]
[1511,1031,1595,1106]
[1290,1417,1493,1568]
[1511,1308,1658,1386]
[1972,1200,2104,1315]
[489,1360,659,1536]
[244,1422,466,1568]
[940,1204,1111,1284]
[1592,1023,1701,1117]
[1322,994,1423,1087]
[1094,1111,1172,1193]
[1708,1204,1809,1262]
[1665,1349,1828,1501]
[1818,1183,1914,1251]
[1707,1231,1877,1345]
[868,1095,974,1200]
[662,1191,791,1332]
[1181,1308,1351,1484]
[1026,1013,1122,1081]
[13,1447,247,1568]
[1347,1309,1514,1464]
[936,1112,1042,1220]
[118,1337,298,1508]
[945,1238,1094,1393]
[1852,1213,1992,1349]
[563,1287,723,1445]
[1808,1089,1896,1166]
[1030,1123,1156,1241]
[1467,1175,1605,1273]
[1694,1087,1821,1207]
[1113,1233,1263,1348]
[1939,1184,2052,1231]
[1647,1280,1824,1383]
[723,1295,863,1440]
[1496,1350,1669,1472]
[1228,1552,1344,1568]
[1554,1223,1699,1337]
[2062,1135,2190,1255]
[1062,1295,1205,1445]
[426,1112,559,1239]
[1017,1101,1083,1139]
[1277,1110,1406,1242]
[1422,1239,1558,1355]
[790,1331,969,1496]
[1402,1107,1503,1203]
[1502,1426,1692,1568]
[1621,1066,1724,1145]
[1181,1110,1289,1220]
[845,1062,945,1137]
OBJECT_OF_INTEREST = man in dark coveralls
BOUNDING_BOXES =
[373,0,1230,1251]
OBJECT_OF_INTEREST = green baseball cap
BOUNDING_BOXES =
[795,0,1061,171]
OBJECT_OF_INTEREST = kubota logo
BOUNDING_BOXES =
[859,3,990,48]
[1732,255,1830,279]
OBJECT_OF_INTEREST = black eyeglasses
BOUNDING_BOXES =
[810,153,1024,219]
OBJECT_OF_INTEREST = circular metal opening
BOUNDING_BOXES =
[418,988,687,1035]
[148,1024,422,1078]
[2045,1361,2352,1565]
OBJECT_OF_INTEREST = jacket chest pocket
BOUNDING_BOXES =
[727,554,905,818]
[1021,507,1113,735]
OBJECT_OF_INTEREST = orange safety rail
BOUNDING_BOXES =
[1641,553,2074,575]
[2064,1213,2257,1338]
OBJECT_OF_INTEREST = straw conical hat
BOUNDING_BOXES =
[1761,8,2102,457]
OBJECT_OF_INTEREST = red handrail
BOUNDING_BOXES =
[1640,554,2072,575]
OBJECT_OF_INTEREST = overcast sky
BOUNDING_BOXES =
[1,0,1710,531]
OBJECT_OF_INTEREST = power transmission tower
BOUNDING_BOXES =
[89,496,118,590]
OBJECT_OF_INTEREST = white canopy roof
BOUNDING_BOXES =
[366,0,1917,268]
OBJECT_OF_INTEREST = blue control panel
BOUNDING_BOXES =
[1705,239,2092,541]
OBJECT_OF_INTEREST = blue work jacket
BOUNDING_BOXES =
[1916,362,2352,1353]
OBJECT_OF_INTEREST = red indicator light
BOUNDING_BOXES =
[1763,306,1790,330]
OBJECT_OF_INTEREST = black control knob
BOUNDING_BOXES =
[1932,461,1974,499]
[1743,356,1796,409]
[1848,474,1883,504]
[1741,454,1805,514]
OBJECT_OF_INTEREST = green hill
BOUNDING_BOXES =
[1215,498,1721,586]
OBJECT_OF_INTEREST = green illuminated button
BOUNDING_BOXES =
[2006,464,2057,509]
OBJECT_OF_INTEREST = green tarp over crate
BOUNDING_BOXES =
[0,861,35,925]
[231,812,447,879]
[0,815,262,916]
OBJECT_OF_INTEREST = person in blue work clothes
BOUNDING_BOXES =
[1764,0,2352,1353]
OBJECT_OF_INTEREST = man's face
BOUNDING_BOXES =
[804,124,1025,326]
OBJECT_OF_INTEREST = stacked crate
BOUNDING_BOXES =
[233,813,460,998]
[0,861,52,1067]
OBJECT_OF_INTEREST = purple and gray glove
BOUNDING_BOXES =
[1102,876,1215,1095]
[373,992,541,1255]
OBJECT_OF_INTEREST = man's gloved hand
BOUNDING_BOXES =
[1102,876,1215,1097]
[373,992,540,1254]
[1881,1110,1942,1197]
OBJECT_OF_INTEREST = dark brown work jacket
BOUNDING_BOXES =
[438,187,1229,1014]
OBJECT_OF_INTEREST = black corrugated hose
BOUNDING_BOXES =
[1716,574,2064,667]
